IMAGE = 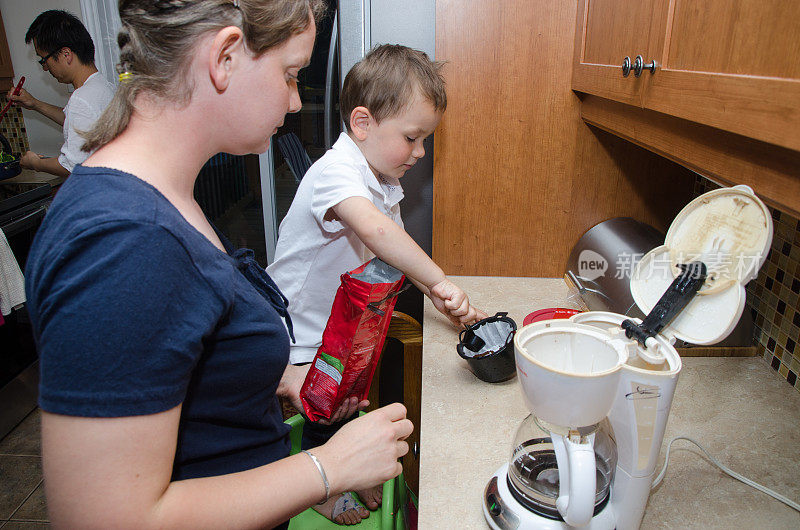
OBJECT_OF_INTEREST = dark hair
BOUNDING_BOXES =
[83,0,327,152]
[25,10,96,65]
[340,44,446,132]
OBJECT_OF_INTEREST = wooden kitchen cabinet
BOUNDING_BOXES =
[573,0,800,152]
[0,9,15,91]
[573,0,800,217]
[572,0,668,107]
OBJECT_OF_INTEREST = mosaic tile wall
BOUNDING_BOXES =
[0,105,30,155]
[694,176,800,394]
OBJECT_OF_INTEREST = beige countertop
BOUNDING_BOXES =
[419,276,800,529]
[3,168,66,188]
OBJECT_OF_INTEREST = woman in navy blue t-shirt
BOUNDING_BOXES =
[24,1,412,528]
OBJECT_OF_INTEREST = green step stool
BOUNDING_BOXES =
[286,414,407,530]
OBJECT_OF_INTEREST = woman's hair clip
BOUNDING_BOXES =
[118,71,134,83]
[232,0,240,7]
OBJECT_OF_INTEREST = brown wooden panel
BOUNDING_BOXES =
[676,346,758,357]
[435,0,694,277]
[667,0,800,78]
[0,9,14,79]
[572,0,670,113]
[572,63,644,107]
[641,0,800,152]
[574,0,800,152]
[643,71,800,152]
[583,0,660,65]
[581,95,800,218]
[368,312,423,495]
[568,123,695,242]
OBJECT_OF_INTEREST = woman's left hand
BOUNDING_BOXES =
[278,364,368,425]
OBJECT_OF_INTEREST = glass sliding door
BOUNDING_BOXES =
[262,0,349,264]
[194,154,269,264]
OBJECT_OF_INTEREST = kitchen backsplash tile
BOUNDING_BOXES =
[694,176,800,394]
[0,105,30,155]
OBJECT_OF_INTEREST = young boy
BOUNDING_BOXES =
[267,44,486,524]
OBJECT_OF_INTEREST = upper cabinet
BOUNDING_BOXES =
[0,9,15,90]
[573,0,800,152]
[573,0,667,106]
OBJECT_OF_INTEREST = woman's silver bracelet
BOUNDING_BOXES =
[301,450,330,503]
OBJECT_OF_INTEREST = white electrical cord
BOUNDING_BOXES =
[652,436,800,513]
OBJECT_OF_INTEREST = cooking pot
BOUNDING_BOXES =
[0,133,21,181]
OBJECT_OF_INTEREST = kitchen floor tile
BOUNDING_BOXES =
[0,456,42,521]
[9,482,47,522]
[0,411,41,456]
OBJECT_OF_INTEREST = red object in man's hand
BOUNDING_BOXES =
[0,77,26,123]
[12,76,25,95]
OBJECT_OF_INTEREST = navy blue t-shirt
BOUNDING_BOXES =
[25,165,291,480]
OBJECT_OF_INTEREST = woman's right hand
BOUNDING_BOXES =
[315,403,412,494]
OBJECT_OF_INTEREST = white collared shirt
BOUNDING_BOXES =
[267,132,404,363]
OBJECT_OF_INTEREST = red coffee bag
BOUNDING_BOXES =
[300,258,406,422]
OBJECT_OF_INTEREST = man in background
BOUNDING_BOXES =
[6,10,114,178]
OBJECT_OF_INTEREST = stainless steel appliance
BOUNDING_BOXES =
[0,181,51,438]
[565,217,663,318]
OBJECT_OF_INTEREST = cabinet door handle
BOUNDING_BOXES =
[633,55,657,77]
[622,56,632,77]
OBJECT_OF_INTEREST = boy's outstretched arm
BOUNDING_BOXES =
[332,197,486,326]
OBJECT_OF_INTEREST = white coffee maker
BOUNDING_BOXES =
[484,185,773,529]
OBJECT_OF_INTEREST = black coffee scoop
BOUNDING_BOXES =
[461,324,486,352]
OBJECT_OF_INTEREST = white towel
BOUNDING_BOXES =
[0,227,26,316]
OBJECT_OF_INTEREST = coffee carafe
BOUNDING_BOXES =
[484,185,773,529]
[506,415,618,523]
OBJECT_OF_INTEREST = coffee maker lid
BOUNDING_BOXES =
[629,185,772,345]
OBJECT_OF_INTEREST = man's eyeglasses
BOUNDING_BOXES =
[38,49,60,67]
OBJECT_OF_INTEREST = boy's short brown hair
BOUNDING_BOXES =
[340,44,446,132]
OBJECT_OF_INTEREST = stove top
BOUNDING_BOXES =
[0,181,51,218]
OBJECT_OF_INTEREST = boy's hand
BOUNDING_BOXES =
[429,279,486,326]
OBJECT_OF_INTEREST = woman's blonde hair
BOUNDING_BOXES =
[340,44,446,132]
[83,0,326,152]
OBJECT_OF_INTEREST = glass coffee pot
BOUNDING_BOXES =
[506,414,617,521]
